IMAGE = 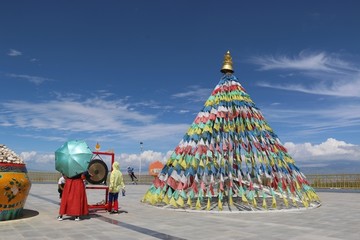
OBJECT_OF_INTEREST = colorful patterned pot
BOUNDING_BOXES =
[0,163,32,221]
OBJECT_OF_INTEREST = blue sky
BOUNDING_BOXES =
[1,0,360,173]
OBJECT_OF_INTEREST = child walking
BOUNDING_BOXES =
[57,174,66,199]
[108,161,125,213]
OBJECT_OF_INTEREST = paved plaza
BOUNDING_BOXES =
[0,184,359,240]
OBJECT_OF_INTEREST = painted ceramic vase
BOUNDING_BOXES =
[0,163,32,221]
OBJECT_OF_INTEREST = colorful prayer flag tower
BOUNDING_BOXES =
[142,51,321,211]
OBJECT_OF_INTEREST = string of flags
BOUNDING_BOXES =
[142,51,321,211]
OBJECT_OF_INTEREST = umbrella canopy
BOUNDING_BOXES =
[55,140,93,178]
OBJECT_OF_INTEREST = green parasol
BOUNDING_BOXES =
[55,140,93,178]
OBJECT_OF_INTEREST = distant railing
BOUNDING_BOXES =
[27,171,155,185]
[26,172,360,189]
[28,171,61,183]
[306,174,360,189]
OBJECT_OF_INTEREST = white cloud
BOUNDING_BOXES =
[17,134,67,142]
[178,109,190,114]
[119,150,169,166]
[0,96,188,145]
[257,74,360,97]
[284,138,360,163]
[8,49,22,56]
[250,51,360,98]
[250,51,357,73]
[1,98,150,131]
[262,104,360,136]
[21,148,173,172]
[114,150,173,172]
[131,99,174,111]
[172,85,212,102]
[21,138,360,172]
[20,151,54,164]
[124,123,188,141]
[19,151,55,171]
[7,73,53,85]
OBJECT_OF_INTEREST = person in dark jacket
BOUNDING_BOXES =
[127,166,138,184]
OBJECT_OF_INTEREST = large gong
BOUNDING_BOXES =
[86,159,108,184]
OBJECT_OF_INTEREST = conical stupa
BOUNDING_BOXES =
[142,51,321,212]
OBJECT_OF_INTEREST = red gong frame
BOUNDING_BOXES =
[86,151,114,211]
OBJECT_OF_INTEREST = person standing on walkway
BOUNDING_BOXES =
[127,166,138,184]
[108,161,125,213]
[57,172,89,221]
[57,174,66,199]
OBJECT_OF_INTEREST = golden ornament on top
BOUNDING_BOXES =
[221,50,234,74]
[95,142,101,151]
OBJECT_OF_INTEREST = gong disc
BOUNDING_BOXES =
[86,159,108,184]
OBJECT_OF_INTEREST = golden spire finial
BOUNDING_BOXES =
[220,50,234,74]
[95,142,100,151]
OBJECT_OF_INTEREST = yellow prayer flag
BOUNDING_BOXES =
[143,192,151,203]
[283,196,289,207]
[262,198,267,209]
[180,159,187,169]
[272,196,277,209]
[169,196,178,208]
[187,197,192,208]
[206,198,211,210]
[176,197,184,207]
[191,158,197,168]
[242,194,248,203]
[199,159,204,167]
[252,198,257,208]
[195,198,201,210]
[218,198,223,211]
[302,198,309,208]
[163,194,170,204]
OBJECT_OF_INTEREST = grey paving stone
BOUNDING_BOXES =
[1,184,359,240]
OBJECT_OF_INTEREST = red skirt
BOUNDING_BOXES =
[59,178,89,216]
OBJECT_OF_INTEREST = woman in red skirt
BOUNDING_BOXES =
[57,173,88,221]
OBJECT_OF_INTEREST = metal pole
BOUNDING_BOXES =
[139,142,143,182]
